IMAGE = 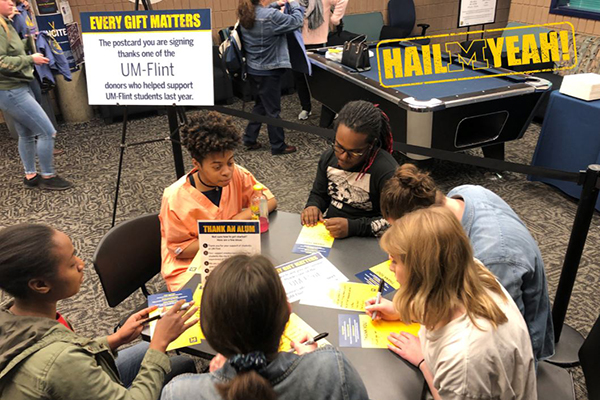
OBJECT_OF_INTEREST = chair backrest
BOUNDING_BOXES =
[342,12,384,42]
[580,312,600,400]
[93,214,162,308]
[388,0,415,37]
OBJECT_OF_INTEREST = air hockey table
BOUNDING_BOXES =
[307,43,551,160]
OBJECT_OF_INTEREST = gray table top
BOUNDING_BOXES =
[162,210,424,400]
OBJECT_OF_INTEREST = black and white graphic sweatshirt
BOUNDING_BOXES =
[305,148,398,237]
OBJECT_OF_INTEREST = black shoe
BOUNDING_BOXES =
[272,145,297,155]
[23,174,41,188]
[244,142,262,150]
[40,175,73,191]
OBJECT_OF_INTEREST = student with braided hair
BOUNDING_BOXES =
[301,100,398,238]
[159,111,277,291]
[161,254,368,400]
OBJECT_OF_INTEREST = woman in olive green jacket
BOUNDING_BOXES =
[0,223,199,400]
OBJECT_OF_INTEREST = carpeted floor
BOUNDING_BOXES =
[0,93,597,399]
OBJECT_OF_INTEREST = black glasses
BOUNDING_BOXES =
[331,141,371,159]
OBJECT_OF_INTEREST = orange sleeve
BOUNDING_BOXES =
[159,192,196,256]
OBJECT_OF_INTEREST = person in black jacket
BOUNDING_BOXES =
[301,100,398,238]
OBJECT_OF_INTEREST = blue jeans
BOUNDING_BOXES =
[115,342,197,388]
[244,74,287,154]
[0,85,56,176]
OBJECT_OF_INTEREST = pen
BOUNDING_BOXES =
[144,302,191,324]
[287,332,329,352]
[371,279,386,320]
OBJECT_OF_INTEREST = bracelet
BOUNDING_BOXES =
[417,359,425,369]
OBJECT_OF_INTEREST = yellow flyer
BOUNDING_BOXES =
[292,222,334,257]
[300,282,379,311]
[278,313,330,352]
[338,314,420,348]
[355,260,400,295]
[149,284,205,351]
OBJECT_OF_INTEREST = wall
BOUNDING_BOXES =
[64,0,510,42]
[509,0,600,35]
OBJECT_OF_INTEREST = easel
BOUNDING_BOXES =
[111,0,187,227]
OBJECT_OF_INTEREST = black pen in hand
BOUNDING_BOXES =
[288,332,329,352]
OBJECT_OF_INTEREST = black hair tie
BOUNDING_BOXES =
[229,351,267,375]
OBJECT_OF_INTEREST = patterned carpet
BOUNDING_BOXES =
[0,93,597,399]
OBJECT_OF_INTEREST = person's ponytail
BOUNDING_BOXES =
[238,0,259,29]
[218,371,277,400]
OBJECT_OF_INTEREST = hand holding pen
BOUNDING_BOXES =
[289,332,329,355]
[371,279,386,320]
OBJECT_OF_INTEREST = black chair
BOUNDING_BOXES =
[580,312,600,400]
[537,361,575,400]
[379,0,430,42]
[93,213,162,330]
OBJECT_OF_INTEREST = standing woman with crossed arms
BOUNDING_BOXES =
[0,0,72,190]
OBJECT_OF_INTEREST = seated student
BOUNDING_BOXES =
[366,207,537,400]
[301,100,398,238]
[379,164,554,363]
[161,254,368,400]
[159,111,277,291]
[0,223,198,400]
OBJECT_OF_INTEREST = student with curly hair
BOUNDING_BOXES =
[379,163,554,363]
[159,111,277,291]
[161,254,368,400]
[0,224,198,400]
[301,100,397,238]
[366,207,536,399]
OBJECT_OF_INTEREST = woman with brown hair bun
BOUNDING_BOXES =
[379,163,554,364]
[161,254,368,400]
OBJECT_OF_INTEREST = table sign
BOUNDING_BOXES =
[458,0,497,28]
[188,220,261,284]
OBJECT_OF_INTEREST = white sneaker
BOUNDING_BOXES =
[298,110,311,120]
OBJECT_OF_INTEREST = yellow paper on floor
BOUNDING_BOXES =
[359,315,420,348]
[149,284,205,351]
[370,260,401,290]
[278,313,330,352]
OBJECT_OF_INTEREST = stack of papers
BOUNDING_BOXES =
[559,73,600,101]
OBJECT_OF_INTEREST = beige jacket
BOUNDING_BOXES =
[301,0,348,45]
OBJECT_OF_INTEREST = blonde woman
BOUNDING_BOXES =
[366,207,536,400]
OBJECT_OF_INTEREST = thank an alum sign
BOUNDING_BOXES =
[81,10,213,106]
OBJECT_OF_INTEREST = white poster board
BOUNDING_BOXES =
[458,0,497,28]
[80,9,213,106]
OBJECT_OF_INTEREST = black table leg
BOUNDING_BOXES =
[319,105,336,129]
[482,143,505,160]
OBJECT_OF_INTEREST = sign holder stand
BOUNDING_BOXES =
[111,0,187,227]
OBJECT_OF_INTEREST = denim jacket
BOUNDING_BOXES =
[448,185,555,362]
[162,345,369,400]
[240,2,304,71]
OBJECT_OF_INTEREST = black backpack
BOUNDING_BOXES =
[219,21,247,81]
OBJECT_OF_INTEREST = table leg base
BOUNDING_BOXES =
[546,324,584,367]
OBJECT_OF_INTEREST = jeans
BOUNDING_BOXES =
[293,43,325,112]
[0,84,56,176]
[244,74,287,154]
[115,341,197,388]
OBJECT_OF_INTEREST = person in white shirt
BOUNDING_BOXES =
[366,206,537,400]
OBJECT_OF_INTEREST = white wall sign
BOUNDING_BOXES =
[81,9,213,106]
[458,0,497,28]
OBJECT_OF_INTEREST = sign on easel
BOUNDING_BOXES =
[80,9,213,106]
[458,0,497,28]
